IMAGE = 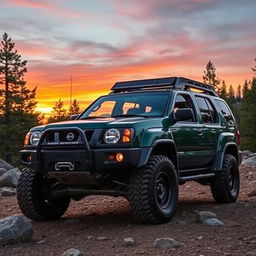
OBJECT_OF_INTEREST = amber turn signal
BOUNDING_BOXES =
[122,128,133,143]
[24,132,30,146]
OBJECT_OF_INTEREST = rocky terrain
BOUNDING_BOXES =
[0,153,256,256]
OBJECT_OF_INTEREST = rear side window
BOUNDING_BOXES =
[215,99,235,126]
[195,96,217,124]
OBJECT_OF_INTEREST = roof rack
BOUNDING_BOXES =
[111,76,217,96]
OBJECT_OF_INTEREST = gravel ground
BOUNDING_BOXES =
[0,165,256,256]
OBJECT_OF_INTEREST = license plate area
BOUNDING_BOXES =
[41,149,90,172]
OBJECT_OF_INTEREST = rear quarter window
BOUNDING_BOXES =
[215,99,235,126]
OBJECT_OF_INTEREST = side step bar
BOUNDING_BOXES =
[179,173,215,184]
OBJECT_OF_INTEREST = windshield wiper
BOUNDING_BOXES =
[111,114,149,118]
[80,116,107,119]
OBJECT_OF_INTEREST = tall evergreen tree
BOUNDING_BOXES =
[252,58,256,74]
[240,78,256,151]
[69,99,80,116]
[0,33,39,164]
[228,85,235,103]
[48,99,68,123]
[218,80,228,100]
[242,79,250,96]
[236,84,241,101]
[202,60,221,91]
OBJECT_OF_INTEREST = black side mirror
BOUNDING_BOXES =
[70,114,79,120]
[174,108,194,122]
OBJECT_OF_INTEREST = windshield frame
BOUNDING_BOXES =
[78,91,172,119]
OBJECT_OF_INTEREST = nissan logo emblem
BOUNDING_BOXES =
[66,132,75,141]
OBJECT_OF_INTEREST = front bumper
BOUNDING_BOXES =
[20,147,151,173]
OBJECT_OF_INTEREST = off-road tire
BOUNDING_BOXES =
[128,155,178,224]
[17,168,70,221]
[210,154,240,203]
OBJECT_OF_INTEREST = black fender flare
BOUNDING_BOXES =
[138,139,179,171]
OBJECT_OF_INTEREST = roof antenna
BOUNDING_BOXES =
[70,74,73,109]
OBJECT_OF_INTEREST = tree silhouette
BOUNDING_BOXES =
[48,99,68,123]
[0,33,39,164]
[202,60,221,91]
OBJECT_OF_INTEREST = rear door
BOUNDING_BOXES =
[193,95,221,167]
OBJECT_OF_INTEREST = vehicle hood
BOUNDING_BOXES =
[30,117,166,132]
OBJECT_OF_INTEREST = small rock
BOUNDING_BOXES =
[177,220,186,225]
[0,214,33,246]
[0,168,7,176]
[96,236,110,241]
[196,211,217,223]
[62,248,85,256]
[248,190,256,197]
[202,218,224,227]
[0,160,14,171]
[36,240,46,244]
[86,236,93,240]
[0,187,16,196]
[197,236,203,240]
[124,237,135,246]
[0,168,21,188]
[242,150,253,158]
[154,238,181,250]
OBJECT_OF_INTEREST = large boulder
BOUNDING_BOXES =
[0,168,21,187]
[242,156,256,166]
[0,167,7,176]
[0,160,13,171]
[0,215,33,246]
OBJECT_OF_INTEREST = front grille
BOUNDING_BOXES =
[43,129,94,145]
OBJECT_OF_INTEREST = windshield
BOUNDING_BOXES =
[79,92,171,119]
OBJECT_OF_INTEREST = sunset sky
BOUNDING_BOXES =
[0,0,256,115]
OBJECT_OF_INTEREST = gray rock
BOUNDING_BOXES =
[0,214,33,246]
[0,187,16,196]
[196,211,217,223]
[0,160,14,171]
[62,248,85,256]
[154,238,181,250]
[242,156,256,166]
[0,168,20,187]
[96,236,110,241]
[124,237,135,246]
[242,150,253,158]
[0,167,7,176]
[202,218,224,227]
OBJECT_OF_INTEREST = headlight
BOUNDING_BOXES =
[29,131,42,145]
[104,128,120,144]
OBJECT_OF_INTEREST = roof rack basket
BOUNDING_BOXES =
[111,76,217,96]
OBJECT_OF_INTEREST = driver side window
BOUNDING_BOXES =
[174,94,196,122]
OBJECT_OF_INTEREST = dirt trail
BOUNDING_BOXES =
[0,165,256,256]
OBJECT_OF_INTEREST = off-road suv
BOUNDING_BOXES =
[17,77,242,224]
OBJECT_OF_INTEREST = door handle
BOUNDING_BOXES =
[197,129,204,135]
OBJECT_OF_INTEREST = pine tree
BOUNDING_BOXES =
[218,80,228,100]
[48,99,68,123]
[237,84,241,101]
[240,78,256,151]
[69,99,80,116]
[228,85,235,103]
[202,60,221,91]
[242,79,250,96]
[0,33,39,164]
[252,58,256,74]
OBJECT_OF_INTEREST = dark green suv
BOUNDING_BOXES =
[17,77,242,224]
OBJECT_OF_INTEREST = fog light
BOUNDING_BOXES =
[116,153,124,162]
